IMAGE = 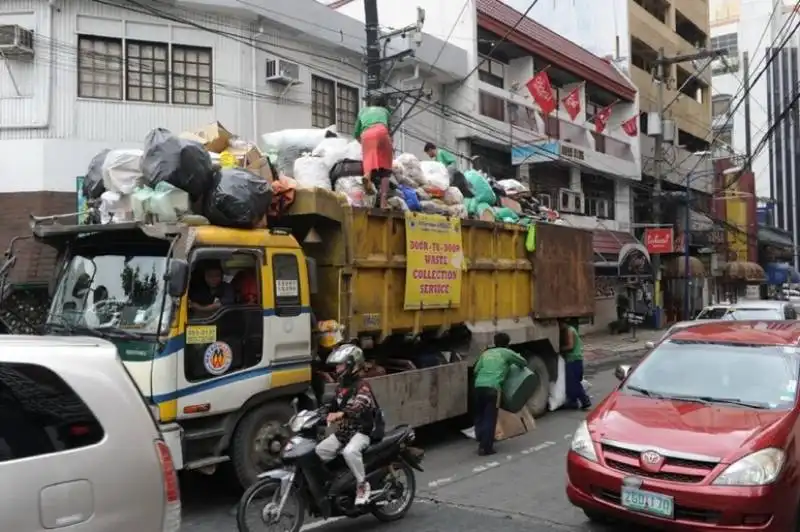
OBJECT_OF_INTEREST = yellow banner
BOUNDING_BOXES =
[404,212,463,310]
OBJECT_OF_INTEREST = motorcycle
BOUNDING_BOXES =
[236,406,424,532]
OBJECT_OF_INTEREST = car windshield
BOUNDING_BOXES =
[48,253,170,335]
[696,307,729,319]
[728,308,784,320]
[623,340,799,409]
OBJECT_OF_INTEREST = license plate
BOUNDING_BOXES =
[621,487,674,519]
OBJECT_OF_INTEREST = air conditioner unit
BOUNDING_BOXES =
[265,58,300,85]
[0,25,34,59]
[558,188,584,213]
[591,198,610,218]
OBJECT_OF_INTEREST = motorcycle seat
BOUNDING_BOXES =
[365,425,409,455]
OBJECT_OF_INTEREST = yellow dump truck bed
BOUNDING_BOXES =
[283,188,595,339]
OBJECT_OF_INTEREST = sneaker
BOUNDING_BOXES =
[355,482,371,505]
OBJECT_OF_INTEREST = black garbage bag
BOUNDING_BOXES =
[141,128,214,200]
[83,149,110,199]
[203,168,273,228]
[329,159,363,186]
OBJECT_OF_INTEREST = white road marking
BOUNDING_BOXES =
[300,516,345,530]
[427,477,454,488]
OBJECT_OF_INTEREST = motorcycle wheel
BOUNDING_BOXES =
[236,478,306,532]
[370,460,416,522]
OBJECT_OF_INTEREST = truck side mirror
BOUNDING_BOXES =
[167,259,189,297]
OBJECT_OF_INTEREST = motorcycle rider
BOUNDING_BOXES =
[315,344,378,506]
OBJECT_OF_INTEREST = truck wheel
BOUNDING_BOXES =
[231,401,293,489]
[526,355,550,418]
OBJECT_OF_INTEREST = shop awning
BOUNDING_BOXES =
[664,256,706,278]
[764,262,800,285]
[593,230,637,256]
[758,225,794,248]
[722,261,767,282]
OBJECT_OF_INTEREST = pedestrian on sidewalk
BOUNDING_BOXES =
[472,333,528,456]
[559,319,591,410]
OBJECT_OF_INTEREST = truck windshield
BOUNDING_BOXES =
[48,253,170,335]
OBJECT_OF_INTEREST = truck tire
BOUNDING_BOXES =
[526,355,550,418]
[230,401,294,489]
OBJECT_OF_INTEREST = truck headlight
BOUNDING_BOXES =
[712,448,785,486]
[570,421,598,462]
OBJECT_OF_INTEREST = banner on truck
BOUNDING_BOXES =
[404,212,463,310]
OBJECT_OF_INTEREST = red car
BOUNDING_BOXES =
[566,321,800,531]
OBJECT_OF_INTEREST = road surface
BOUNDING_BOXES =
[181,361,643,531]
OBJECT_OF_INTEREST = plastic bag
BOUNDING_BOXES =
[84,149,111,199]
[312,137,351,168]
[548,355,567,411]
[98,191,133,224]
[397,185,421,211]
[335,176,370,207]
[497,178,529,195]
[330,160,364,182]
[269,176,298,217]
[203,168,273,228]
[344,140,362,160]
[419,200,449,215]
[464,170,497,215]
[393,153,425,186]
[419,161,450,190]
[141,128,214,200]
[261,126,337,177]
[443,186,464,205]
[448,204,468,218]
[293,154,332,190]
[131,183,190,223]
[102,149,143,195]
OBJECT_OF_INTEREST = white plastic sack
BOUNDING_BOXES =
[99,191,133,224]
[261,125,337,177]
[335,176,370,207]
[102,149,143,195]
[548,355,567,411]
[447,204,468,218]
[419,161,450,190]
[344,140,362,161]
[293,154,332,190]
[393,153,425,186]
[443,186,464,205]
[312,138,351,168]
[497,178,529,195]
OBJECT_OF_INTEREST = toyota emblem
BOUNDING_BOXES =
[640,450,664,472]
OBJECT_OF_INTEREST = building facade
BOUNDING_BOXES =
[0,0,466,282]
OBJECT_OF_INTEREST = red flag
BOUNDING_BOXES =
[594,105,612,133]
[561,87,582,120]
[621,116,638,136]
[526,71,556,115]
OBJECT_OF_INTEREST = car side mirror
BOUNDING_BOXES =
[614,364,631,381]
[644,341,654,349]
[167,259,189,298]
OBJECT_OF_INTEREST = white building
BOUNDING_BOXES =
[0,0,467,283]
[330,0,643,236]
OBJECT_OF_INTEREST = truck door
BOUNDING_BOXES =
[179,248,265,416]
[263,249,312,382]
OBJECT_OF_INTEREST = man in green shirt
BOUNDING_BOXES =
[424,142,457,168]
[473,333,528,456]
[559,319,591,410]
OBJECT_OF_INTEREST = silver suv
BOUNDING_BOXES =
[0,336,180,532]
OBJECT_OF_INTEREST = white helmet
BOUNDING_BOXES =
[327,344,365,383]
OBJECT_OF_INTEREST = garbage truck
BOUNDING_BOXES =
[14,188,594,489]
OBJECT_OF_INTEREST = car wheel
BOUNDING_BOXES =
[231,401,294,489]
[525,355,550,418]
[583,509,611,524]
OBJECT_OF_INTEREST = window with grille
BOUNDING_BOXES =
[336,83,359,136]
[711,33,738,57]
[478,91,505,121]
[78,35,123,100]
[126,40,169,103]
[312,75,336,128]
[172,45,213,106]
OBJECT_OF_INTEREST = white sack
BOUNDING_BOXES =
[497,178,529,195]
[102,149,143,195]
[293,154,332,190]
[393,153,425,186]
[443,186,464,205]
[419,160,450,190]
[344,140,362,161]
[261,125,337,177]
[312,138,351,168]
[548,355,567,411]
[99,191,133,224]
[335,176,372,207]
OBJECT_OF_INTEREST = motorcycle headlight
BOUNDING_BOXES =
[570,421,598,462]
[712,448,785,486]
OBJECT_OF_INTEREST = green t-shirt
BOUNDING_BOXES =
[435,149,457,167]
[564,326,584,362]
[474,347,528,390]
[353,106,391,140]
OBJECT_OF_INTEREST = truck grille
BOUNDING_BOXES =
[601,443,716,484]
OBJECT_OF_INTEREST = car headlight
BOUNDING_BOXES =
[712,448,785,486]
[570,421,598,462]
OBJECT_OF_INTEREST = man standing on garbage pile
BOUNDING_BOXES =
[424,142,458,168]
[472,333,528,456]
[354,94,393,209]
[559,319,592,410]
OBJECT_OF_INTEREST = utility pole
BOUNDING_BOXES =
[364,0,382,95]
[743,51,752,165]
[652,47,726,321]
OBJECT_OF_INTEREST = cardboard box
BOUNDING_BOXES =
[246,155,275,181]
[494,406,536,441]
[187,122,232,153]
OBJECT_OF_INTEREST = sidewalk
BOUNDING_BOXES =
[581,328,662,367]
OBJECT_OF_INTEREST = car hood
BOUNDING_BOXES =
[590,394,788,460]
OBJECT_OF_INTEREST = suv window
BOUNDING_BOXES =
[0,363,104,462]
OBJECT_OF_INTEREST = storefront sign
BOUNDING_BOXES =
[404,212,464,310]
[644,228,673,254]
[618,243,653,278]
